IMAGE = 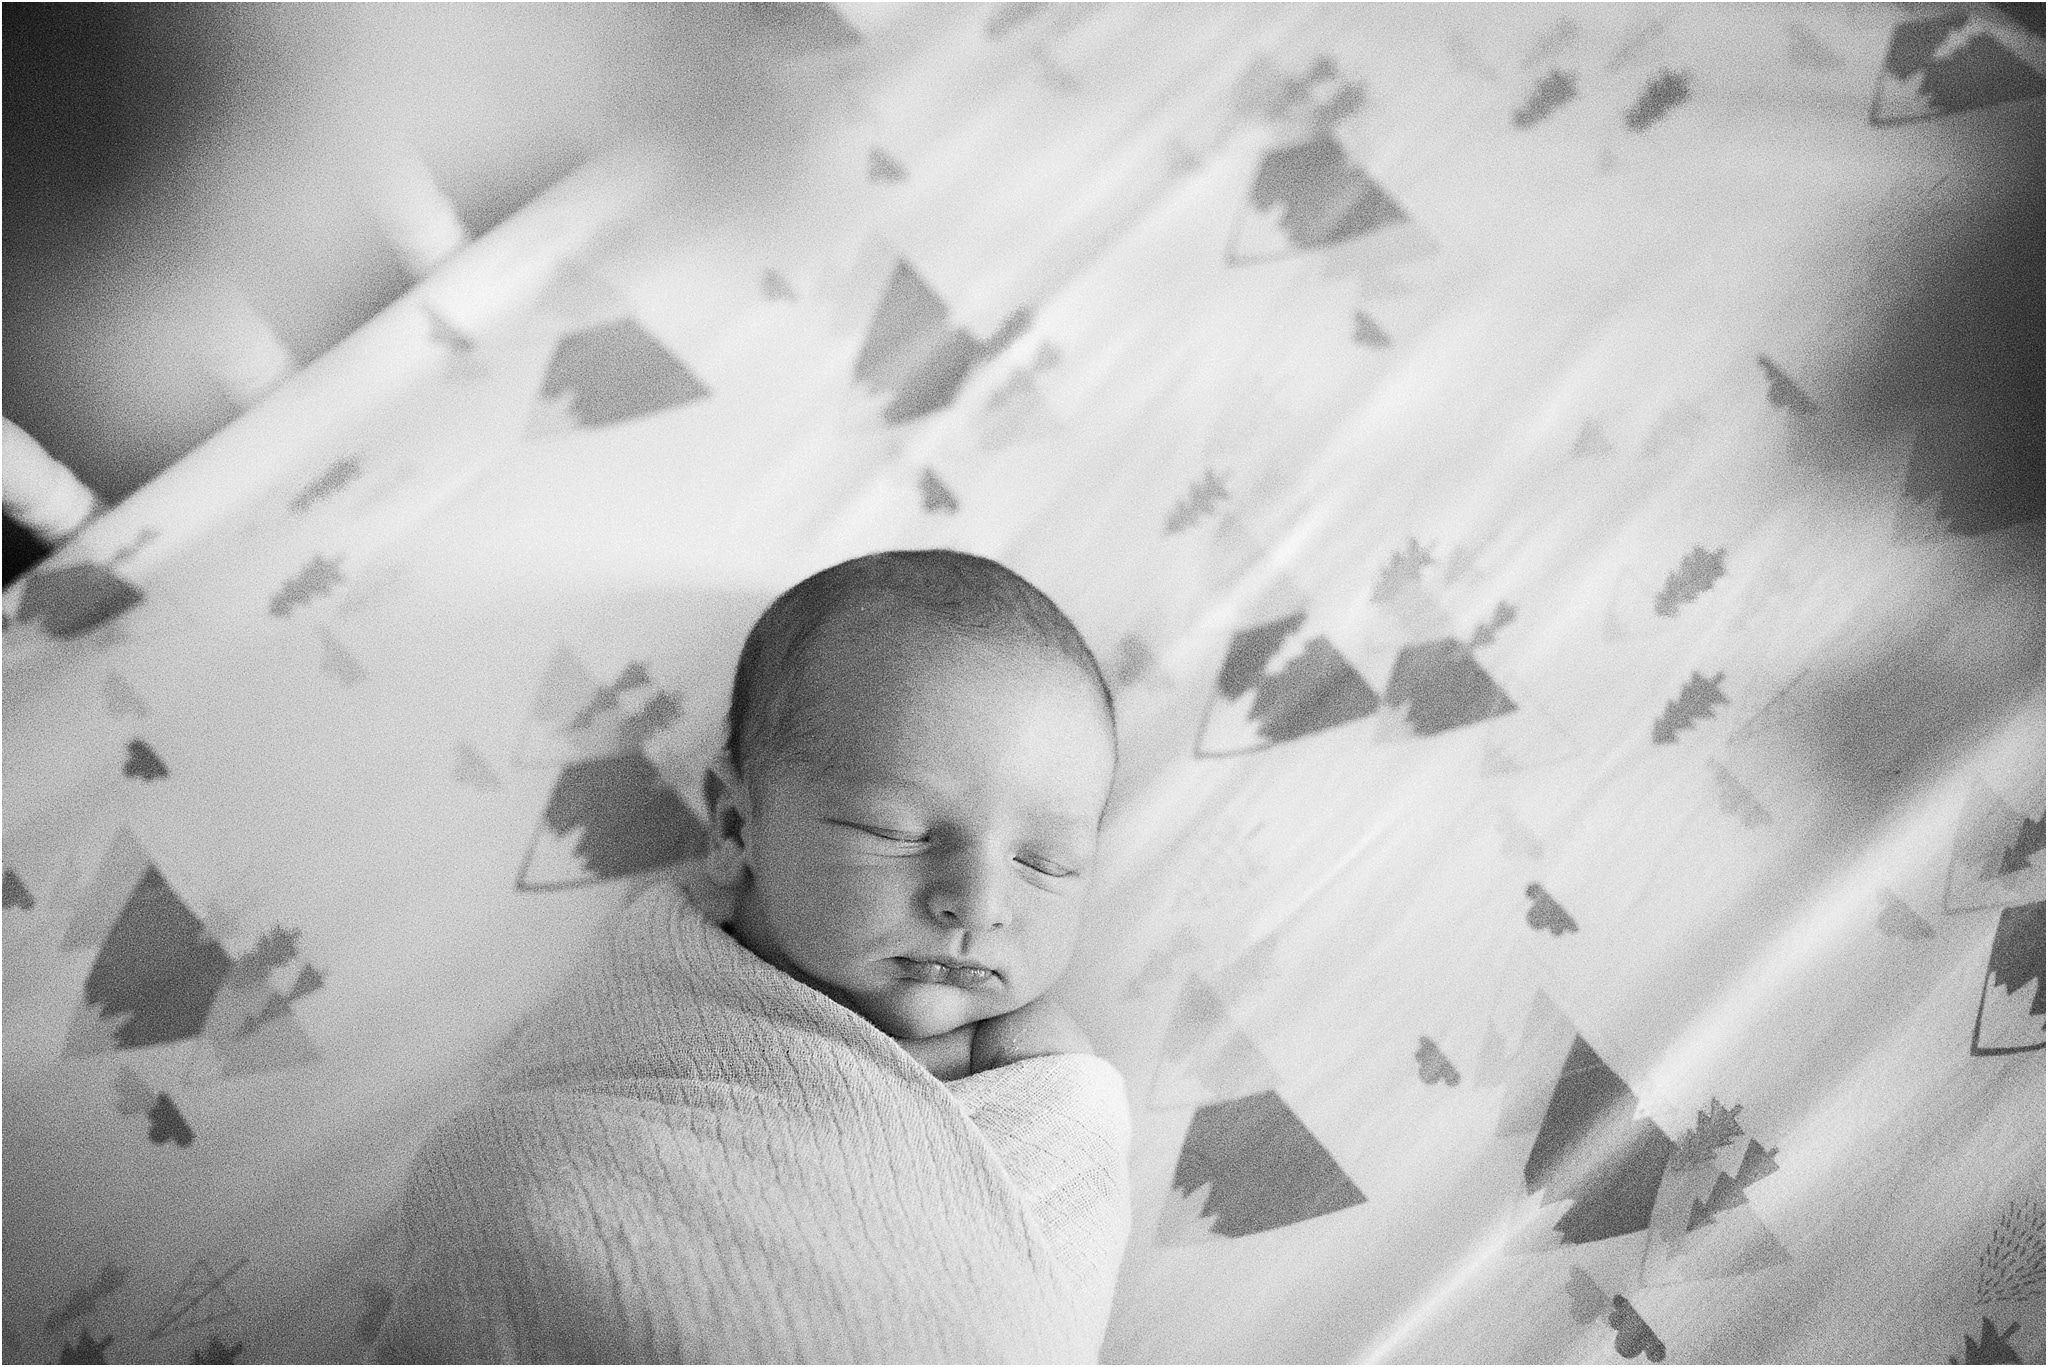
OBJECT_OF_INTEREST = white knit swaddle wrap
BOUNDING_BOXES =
[374,877,1132,1362]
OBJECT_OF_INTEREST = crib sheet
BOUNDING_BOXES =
[4,4,2042,1362]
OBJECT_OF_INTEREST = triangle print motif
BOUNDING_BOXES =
[1945,780,2045,914]
[1158,1089,1365,1243]
[1228,134,1409,264]
[1521,1036,1676,1248]
[526,318,709,437]
[1195,612,1379,757]
[1870,11,2044,125]
[12,562,144,639]
[63,866,233,1054]
[1149,977,1282,1109]
[1972,902,2045,1056]
[853,259,1028,425]
[517,752,710,890]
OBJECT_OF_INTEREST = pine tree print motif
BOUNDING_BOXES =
[45,1266,128,1335]
[1654,548,1727,617]
[1652,673,1727,743]
[1623,69,1692,130]
[1371,537,1434,602]
[1973,1195,2046,1306]
[1952,1317,2026,1364]
[269,556,345,618]
[1165,469,1230,534]
[187,923,325,1083]
[1512,69,1578,127]
[1642,1099,1790,1286]
[287,456,364,514]
[1758,357,1819,415]
[148,1258,247,1340]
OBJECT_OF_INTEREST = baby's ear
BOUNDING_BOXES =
[702,753,751,888]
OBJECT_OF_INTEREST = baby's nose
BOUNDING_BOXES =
[925,851,1008,931]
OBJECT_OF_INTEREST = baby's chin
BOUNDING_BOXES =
[857,982,1006,1042]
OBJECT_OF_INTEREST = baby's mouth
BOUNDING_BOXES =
[895,957,998,989]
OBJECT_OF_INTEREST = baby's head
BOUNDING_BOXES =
[703,550,1118,1041]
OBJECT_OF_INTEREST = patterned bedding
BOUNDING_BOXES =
[3,4,2042,1361]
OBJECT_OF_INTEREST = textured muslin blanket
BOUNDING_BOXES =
[371,871,1132,1363]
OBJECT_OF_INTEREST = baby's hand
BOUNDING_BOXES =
[969,997,1094,1073]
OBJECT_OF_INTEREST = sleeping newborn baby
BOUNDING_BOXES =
[375,550,1133,1364]
[703,546,1118,1082]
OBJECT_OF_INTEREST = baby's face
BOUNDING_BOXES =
[720,621,1116,1041]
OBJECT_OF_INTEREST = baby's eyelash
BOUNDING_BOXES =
[1016,855,1075,878]
[844,822,924,845]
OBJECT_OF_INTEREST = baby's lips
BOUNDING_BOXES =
[897,958,997,989]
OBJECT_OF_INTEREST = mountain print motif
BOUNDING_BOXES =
[12,562,144,639]
[1971,902,2045,1056]
[1946,781,2045,914]
[1196,613,1379,756]
[1641,1127,1789,1285]
[517,752,710,890]
[1158,1089,1365,1243]
[1149,977,1282,1108]
[527,318,710,437]
[1518,1036,1676,1248]
[64,866,233,1053]
[1228,133,1412,263]
[1871,11,2044,125]
[1894,407,2043,541]
[854,260,1028,424]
